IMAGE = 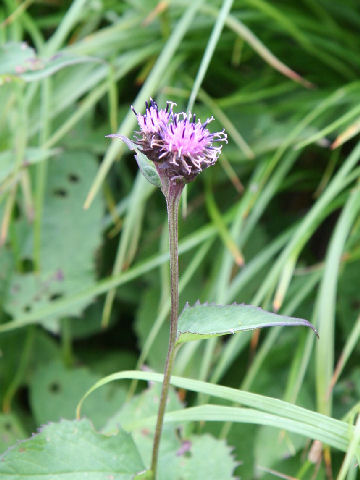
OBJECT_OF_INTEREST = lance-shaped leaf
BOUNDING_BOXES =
[176,302,318,344]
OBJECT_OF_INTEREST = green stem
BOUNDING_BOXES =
[150,178,184,478]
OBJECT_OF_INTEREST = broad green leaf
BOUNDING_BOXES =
[176,302,318,344]
[254,426,306,472]
[182,434,237,480]
[0,419,145,480]
[3,151,103,330]
[0,330,60,407]
[30,361,127,430]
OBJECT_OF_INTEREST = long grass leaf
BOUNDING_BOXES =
[316,184,360,415]
[77,370,355,454]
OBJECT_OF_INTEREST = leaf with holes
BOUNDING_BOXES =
[0,147,60,184]
[0,419,145,480]
[176,302,318,344]
[30,361,127,430]
[3,151,103,331]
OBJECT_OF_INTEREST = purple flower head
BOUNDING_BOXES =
[133,98,174,135]
[160,112,226,181]
[109,99,227,184]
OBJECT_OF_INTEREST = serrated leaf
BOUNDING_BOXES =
[106,134,161,187]
[0,419,144,480]
[176,303,318,344]
[182,434,237,480]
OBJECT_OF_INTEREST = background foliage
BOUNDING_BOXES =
[1,0,360,478]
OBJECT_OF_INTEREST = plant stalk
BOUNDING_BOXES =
[150,178,184,478]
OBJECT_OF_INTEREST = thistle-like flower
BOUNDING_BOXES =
[108,101,226,477]
[108,99,227,183]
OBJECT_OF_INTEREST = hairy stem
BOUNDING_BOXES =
[150,178,184,478]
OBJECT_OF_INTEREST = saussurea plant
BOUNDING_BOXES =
[107,99,318,479]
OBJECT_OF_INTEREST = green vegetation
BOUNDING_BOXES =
[1,1,360,478]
